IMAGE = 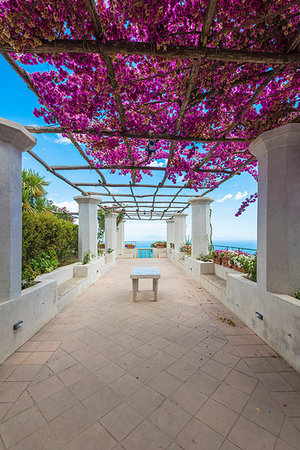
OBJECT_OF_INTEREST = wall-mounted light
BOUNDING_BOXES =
[13,320,23,330]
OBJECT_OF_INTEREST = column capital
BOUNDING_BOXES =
[74,195,101,205]
[0,117,36,152]
[107,212,118,218]
[188,197,214,205]
[166,219,174,223]
[174,213,188,218]
[250,123,300,160]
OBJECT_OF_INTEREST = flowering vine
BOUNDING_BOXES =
[0,1,299,209]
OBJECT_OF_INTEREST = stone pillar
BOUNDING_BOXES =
[174,213,187,252]
[249,124,300,295]
[105,212,118,251]
[189,197,214,258]
[74,196,101,262]
[166,219,175,249]
[0,118,36,301]
[116,219,125,253]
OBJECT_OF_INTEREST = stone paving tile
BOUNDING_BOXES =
[224,369,258,395]
[37,388,79,421]
[82,385,122,418]
[23,352,54,365]
[211,383,250,414]
[4,391,34,421]
[176,417,224,450]
[49,403,96,443]
[196,398,238,437]
[8,425,62,450]
[0,381,28,403]
[0,258,299,449]
[241,397,285,435]
[64,422,117,450]
[0,405,46,448]
[28,375,64,402]
[228,416,277,450]
[100,402,144,441]
[6,365,42,382]
[147,371,183,397]
[122,418,172,450]
[127,385,165,416]
[187,370,221,396]
[271,391,300,417]
[149,399,191,438]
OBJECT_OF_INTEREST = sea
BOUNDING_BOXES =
[126,240,257,254]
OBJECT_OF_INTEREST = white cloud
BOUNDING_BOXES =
[54,200,78,212]
[235,191,248,200]
[216,194,233,203]
[53,134,71,145]
[149,161,164,167]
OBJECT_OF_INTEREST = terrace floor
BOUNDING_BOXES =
[0,258,300,450]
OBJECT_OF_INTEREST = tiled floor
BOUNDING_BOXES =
[0,258,300,449]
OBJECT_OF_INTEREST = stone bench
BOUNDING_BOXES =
[130,267,161,302]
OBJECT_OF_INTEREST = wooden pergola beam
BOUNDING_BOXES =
[49,164,234,175]
[1,41,299,65]
[25,126,249,143]
[77,182,207,188]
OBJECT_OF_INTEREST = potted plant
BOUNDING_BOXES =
[125,243,136,248]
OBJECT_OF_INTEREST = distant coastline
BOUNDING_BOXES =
[125,239,257,253]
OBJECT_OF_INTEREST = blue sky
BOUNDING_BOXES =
[0,57,258,244]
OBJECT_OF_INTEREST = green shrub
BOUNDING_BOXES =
[21,266,38,289]
[295,292,300,300]
[107,248,113,254]
[29,249,59,274]
[22,210,78,269]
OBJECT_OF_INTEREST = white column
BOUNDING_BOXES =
[116,219,125,254]
[74,196,101,262]
[174,213,187,252]
[250,123,300,295]
[0,118,36,301]
[166,219,175,248]
[189,197,214,258]
[105,212,118,251]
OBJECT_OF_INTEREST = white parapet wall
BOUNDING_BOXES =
[169,254,300,372]
[0,280,57,363]
[226,274,300,372]
[0,255,116,364]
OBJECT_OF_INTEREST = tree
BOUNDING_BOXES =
[22,169,49,212]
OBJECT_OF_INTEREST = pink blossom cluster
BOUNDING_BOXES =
[0,1,299,205]
[235,192,258,217]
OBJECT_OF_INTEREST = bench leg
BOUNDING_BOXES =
[132,279,138,302]
[153,279,159,301]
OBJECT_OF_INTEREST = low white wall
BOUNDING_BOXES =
[36,262,78,286]
[169,255,300,371]
[0,280,57,363]
[183,257,214,282]
[226,274,300,372]
[153,248,167,258]
[214,263,241,280]
[0,255,116,364]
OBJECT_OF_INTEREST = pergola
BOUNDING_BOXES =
[1,0,299,219]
